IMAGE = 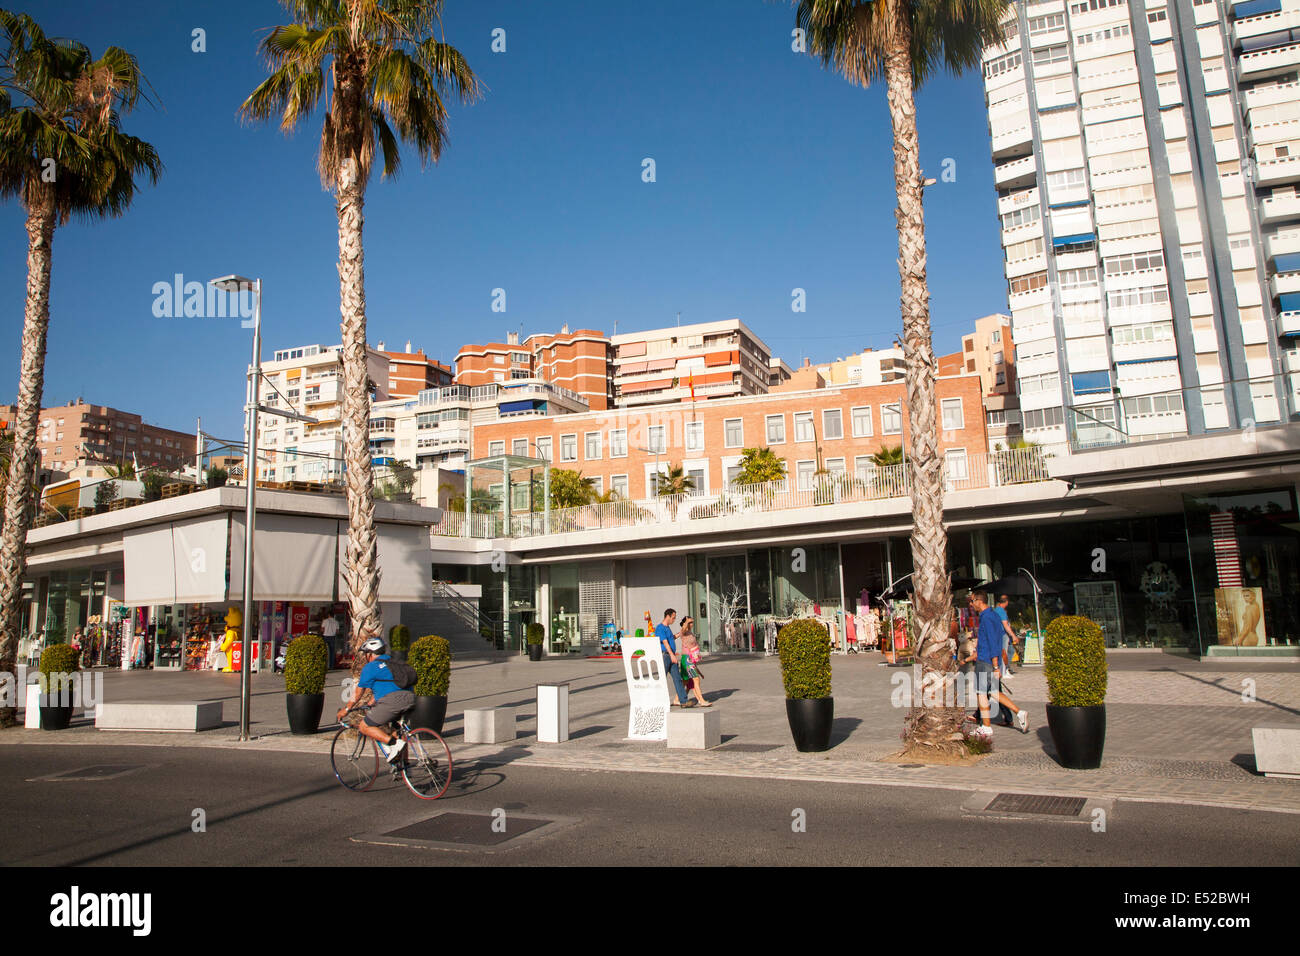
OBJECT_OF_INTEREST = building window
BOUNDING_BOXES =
[881,403,903,435]
[585,431,601,459]
[793,411,815,442]
[488,440,505,457]
[851,406,872,438]
[766,414,786,444]
[854,455,874,482]
[1023,406,1065,430]
[535,436,552,461]
[611,474,629,499]
[945,448,970,482]
[941,398,964,431]
[685,421,704,452]
[724,418,743,448]
[647,426,666,455]
[825,457,846,476]
[822,408,844,441]
[560,434,577,461]
[513,438,528,457]
[796,460,816,492]
[609,429,627,458]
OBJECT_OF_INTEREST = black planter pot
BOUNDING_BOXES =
[411,695,447,734]
[1046,703,1106,769]
[286,693,325,735]
[527,644,543,661]
[38,701,74,731]
[785,697,834,753]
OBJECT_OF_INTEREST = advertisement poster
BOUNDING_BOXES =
[291,605,309,636]
[620,637,669,741]
[1215,587,1266,646]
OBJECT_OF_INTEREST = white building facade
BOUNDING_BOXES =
[983,0,1300,450]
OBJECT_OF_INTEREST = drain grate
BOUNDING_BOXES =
[31,764,145,782]
[385,812,551,847]
[986,793,1087,816]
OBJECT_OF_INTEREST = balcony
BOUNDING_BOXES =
[1262,188,1300,221]
[1237,42,1300,81]
[302,381,339,405]
[1280,306,1300,334]
[1266,228,1300,258]
[1233,8,1300,48]
[994,153,1036,189]
[990,122,1033,160]
[432,445,1059,540]
[1258,153,1300,186]
[1271,271,1300,297]
[1245,79,1299,114]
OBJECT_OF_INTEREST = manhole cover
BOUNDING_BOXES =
[986,793,1087,816]
[30,765,146,782]
[716,743,782,753]
[386,812,550,847]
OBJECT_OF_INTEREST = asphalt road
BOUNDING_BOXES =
[3,744,1296,868]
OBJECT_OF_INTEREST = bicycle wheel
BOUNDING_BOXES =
[401,727,453,800]
[331,724,380,792]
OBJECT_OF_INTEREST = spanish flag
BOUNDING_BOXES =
[688,373,695,401]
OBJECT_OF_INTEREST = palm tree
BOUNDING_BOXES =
[654,465,695,498]
[795,0,1009,753]
[870,443,903,467]
[0,11,161,726]
[241,0,481,661]
[732,447,787,486]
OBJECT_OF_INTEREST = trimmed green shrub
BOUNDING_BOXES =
[388,624,411,659]
[526,623,544,645]
[479,625,492,640]
[409,635,451,697]
[777,619,832,699]
[39,642,80,696]
[284,634,328,695]
[1043,615,1108,707]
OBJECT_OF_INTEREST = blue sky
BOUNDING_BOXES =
[2,0,1009,441]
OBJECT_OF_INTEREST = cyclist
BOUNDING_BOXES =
[336,638,415,763]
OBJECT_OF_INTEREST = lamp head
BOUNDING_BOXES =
[209,274,257,292]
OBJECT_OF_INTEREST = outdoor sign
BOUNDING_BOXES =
[1022,634,1041,665]
[620,637,669,741]
[290,605,309,636]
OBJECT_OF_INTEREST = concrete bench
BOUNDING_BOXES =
[95,701,223,733]
[668,708,721,750]
[1252,725,1300,779]
[464,706,516,744]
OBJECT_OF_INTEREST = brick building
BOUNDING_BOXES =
[471,373,988,501]
[455,327,613,410]
[378,341,453,399]
[0,399,196,477]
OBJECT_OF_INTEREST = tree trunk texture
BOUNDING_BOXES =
[335,156,382,673]
[0,193,56,727]
[883,7,960,753]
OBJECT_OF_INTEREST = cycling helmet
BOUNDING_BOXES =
[360,638,387,655]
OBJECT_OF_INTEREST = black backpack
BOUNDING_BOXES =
[386,658,417,690]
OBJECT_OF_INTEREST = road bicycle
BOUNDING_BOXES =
[331,706,453,800]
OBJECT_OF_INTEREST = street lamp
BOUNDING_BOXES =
[211,275,261,741]
[211,275,318,742]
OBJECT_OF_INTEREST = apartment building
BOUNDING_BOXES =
[982,0,1299,451]
[816,347,908,386]
[257,343,391,483]
[0,400,195,477]
[369,379,589,472]
[610,319,774,407]
[455,327,613,410]
[471,372,988,502]
[959,313,1024,448]
[377,341,453,399]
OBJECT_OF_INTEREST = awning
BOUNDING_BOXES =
[499,399,538,413]
[336,521,432,603]
[229,513,339,602]
[1053,232,1095,246]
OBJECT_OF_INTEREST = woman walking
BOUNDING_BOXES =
[678,617,711,707]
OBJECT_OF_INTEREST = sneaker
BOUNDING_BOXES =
[382,737,407,763]
[1016,710,1029,733]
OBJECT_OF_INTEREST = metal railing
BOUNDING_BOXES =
[432,445,1058,540]
[431,580,501,647]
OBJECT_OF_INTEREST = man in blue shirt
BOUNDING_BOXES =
[994,594,1020,677]
[969,594,1027,736]
[655,608,694,708]
[337,638,416,762]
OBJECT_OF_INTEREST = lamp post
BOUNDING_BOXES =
[211,275,261,741]
[1018,566,1043,644]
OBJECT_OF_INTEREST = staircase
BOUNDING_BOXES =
[401,593,507,661]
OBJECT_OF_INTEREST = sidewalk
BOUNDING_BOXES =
[5,652,1299,813]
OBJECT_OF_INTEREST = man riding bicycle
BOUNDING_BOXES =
[336,638,415,763]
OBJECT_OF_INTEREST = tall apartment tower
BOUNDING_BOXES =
[982,0,1300,449]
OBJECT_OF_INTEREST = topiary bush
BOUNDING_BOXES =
[778,619,832,699]
[1043,615,1108,707]
[284,634,328,695]
[479,625,492,641]
[526,623,544,645]
[39,642,80,697]
[388,624,411,659]
[409,635,451,697]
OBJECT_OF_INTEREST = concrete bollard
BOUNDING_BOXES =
[536,683,570,743]
[464,706,517,744]
[667,708,722,750]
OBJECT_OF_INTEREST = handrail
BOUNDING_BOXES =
[431,580,501,646]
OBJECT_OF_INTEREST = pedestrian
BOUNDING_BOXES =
[678,618,711,707]
[655,608,694,708]
[995,594,1021,677]
[969,593,1028,736]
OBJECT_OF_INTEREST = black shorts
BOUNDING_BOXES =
[364,691,415,727]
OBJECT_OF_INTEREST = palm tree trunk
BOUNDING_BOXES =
[882,5,960,752]
[336,156,382,672]
[0,191,56,726]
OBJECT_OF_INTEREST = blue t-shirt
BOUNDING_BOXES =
[655,623,676,655]
[976,609,1004,663]
[994,606,1009,623]
[359,655,400,700]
